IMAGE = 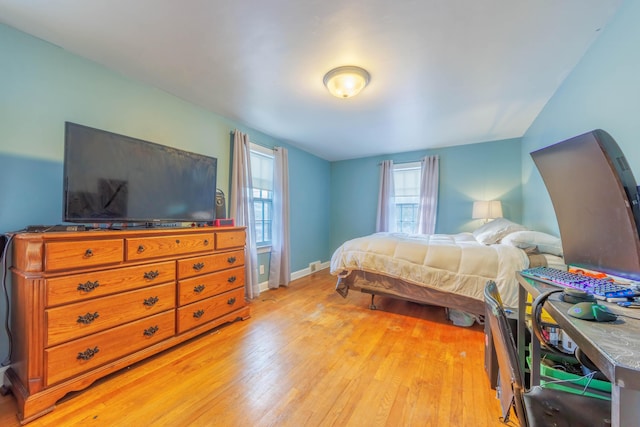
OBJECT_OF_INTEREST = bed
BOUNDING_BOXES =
[330,219,565,323]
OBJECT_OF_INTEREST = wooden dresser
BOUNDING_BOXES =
[4,227,250,424]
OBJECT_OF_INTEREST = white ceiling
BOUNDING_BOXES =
[0,0,623,161]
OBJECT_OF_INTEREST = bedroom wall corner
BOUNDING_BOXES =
[328,138,523,253]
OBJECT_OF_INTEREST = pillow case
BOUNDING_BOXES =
[472,218,528,245]
[501,230,563,256]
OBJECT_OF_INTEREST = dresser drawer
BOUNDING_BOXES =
[177,250,244,279]
[46,261,176,307]
[125,233,215,261]
[178,267,245,305]
[45,239,124,271]
[215,230,245,250]
[45,310,175,386]
[46,282,176,347]
[177,287,246,334]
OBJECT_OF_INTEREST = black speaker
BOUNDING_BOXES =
[215,189,226,219]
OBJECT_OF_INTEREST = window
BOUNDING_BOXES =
[393,162,420,233]
[250,144,274,247]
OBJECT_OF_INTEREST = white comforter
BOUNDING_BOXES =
[330,232,530,308]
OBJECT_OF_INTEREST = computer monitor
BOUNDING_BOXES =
[531,129,640,280]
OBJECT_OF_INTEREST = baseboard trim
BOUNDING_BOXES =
[259,280,269,293]
[291,261,330,281]
[259,261,329,292]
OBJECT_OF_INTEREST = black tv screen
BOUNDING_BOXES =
[63,122,217,224]
[531,129,640,280]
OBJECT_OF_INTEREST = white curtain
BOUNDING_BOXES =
[376,160,395,232]
[417,155,439,235]
[268,147,291,288]
[230,130,260,299]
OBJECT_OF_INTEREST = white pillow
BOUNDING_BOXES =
[472,218,528,245]
[501,230,563,256]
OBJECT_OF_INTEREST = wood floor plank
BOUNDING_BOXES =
[0,269,505,426]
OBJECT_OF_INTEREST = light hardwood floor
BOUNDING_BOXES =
[0,269,505,426]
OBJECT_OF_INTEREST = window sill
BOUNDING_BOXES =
[257,245,272,254]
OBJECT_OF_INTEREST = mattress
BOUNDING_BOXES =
[330,232,532,309]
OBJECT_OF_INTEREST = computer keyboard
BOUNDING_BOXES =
[520,266,636,299]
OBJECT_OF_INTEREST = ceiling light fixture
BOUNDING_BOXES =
[323,66,370,99]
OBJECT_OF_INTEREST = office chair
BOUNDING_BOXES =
[484,281,611,427]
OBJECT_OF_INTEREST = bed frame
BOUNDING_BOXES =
[335,270,485,316]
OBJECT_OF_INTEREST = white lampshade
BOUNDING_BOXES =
[323,66,370,98]
[472,200,503,221]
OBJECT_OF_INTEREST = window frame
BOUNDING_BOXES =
[393,161,421,234]
[250,143,274,249]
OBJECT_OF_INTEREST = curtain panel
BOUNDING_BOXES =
[417,155,439,234]
[376,160,395,232]
[230,130,260,299]
[268,147,291,288]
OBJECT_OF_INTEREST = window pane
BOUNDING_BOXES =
[250,146,274,246]
[254,202,263,220]
[255,221,264,243]
[393,164,420,233]
[264,219,272,243]
[264,201,272,220]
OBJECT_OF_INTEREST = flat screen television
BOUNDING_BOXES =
[63,122,217,225]
[531,129,640,280]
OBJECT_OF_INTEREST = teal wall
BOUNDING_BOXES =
[0,23,331,363]
[330,138,522,252]
[3,0,637,371]
[521,0,640,234]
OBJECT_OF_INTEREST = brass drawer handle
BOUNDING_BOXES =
[204,239,210,246]
[193,309,205,319]
[227,256,236,264]
[137,245,145,254]
[227,297,236,305]
[143,296,159,307]
[194,284,206,294]
[84,248,94,258]
[77,346,99,361]
[227,276,236,283]
[143,325,159,337]
[77,312,100,324]
[144,270,160,280]
[193,262,205,271]
[77,280,100,293]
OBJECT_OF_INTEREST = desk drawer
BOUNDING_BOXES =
[177,288,245,334]
[46,282,175,346]
[45,239,124,271]
[177,250,244,279]
[125,233,214,261]
[46,261,175,307]
[45,310,175,386]
[178,267,244,305]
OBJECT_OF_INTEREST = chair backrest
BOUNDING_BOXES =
[484,281,527,423]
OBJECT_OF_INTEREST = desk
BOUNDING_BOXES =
[517,273,640,427]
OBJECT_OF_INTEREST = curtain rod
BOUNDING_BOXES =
[377,160,421,166]
[230,129,275,152]
[377,155,438,165]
